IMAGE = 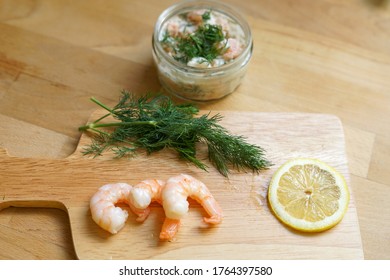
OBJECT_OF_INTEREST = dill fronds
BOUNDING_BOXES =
[175,24,225,63]
[79,91,271,177]
[161,10,226,64]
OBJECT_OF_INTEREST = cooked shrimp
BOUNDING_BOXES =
[90,183,147,234]
[129,179,165,222]
[129,179,181,241]
[223,38,242,61]
[159,174,223,240]
[166,21,180,37]
[214,16,229,32]
[187,9,206,24]
[162,174,223,225]
[127,179,177,240]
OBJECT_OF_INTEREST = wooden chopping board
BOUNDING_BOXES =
[0,111,363,259]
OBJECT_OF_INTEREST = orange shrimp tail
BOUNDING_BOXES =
[201,197,223,224]
[203,215,223,224]
[128,203,151,222]
[159,218,181,241]
[135,208,151,222]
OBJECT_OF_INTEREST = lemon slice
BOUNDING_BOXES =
[268,158,349,232]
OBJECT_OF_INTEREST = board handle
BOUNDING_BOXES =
[0,200,68,212]
[0,151,72,212]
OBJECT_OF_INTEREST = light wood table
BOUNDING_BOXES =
[0,0,389,259]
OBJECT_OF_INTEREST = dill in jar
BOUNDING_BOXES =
[161,10,229,65]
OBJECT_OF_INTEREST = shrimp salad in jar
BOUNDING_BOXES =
[161,9,245,68]
[152,1,253,101]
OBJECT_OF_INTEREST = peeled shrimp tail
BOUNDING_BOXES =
[159,218,181,241]
[200,196,223,224]
[129,203,151,222]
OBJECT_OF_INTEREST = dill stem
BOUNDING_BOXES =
[93,113,111,124]
[90,127,110,136]
[79,121,158,131]
[80,97,158,131]
[90,97,113,113]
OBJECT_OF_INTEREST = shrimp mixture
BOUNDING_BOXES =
[153,4,252,101]
[89,174,223,241]
[160,9,245,68]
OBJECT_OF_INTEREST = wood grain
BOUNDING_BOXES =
[0,0,389,259]
[0,111,363,259]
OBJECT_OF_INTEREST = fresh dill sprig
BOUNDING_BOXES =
[79,91,271,177]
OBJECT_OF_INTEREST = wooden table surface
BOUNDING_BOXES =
[0,0,389,260]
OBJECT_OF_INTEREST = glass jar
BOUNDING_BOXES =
[152,0,253,102]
